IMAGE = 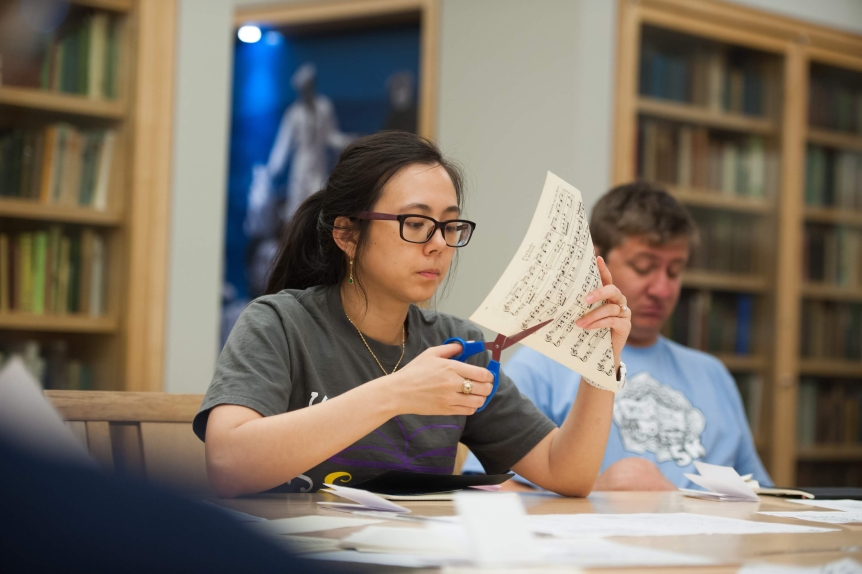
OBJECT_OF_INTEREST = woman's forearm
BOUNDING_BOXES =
[547,379,615,495]
[206,377,397,497]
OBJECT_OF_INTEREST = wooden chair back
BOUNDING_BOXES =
[45,390,210,494]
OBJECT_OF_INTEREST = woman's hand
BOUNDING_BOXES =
[385,344,495,416]
[574,256,632,371]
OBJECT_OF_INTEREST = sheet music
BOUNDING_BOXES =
[470,172,616,390]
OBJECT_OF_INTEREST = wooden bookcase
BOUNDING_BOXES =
[0,0,176,392]
[614,0,862,486]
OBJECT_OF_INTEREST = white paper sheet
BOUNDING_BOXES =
[311,550,445,568]
[0,358,94,466]
[758,511,862,525]
[279,535,342,554]
[525,513,836,538]
[738,558,862,574]
[787,499,862,512]
[455,491,542,567]
[329,525,715,569]
[469,172,616,391]
[319,482,409,513]
[248,515,385,535]
[682,461,760,502]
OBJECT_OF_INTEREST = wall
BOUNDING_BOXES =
[434,0,616,325]
[163,0,234,394]
[163,0,862,392]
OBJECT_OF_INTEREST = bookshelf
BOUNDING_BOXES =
[614,0,862,486]
[0,0,176,392]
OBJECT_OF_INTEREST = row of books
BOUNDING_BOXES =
[798,379,862,446]
[803,225,862,288]
[639,119,779,198]
[0,125,115,210]
[734,373,763,435]
[0,340,93,391]
[799,301,862,361]
[663,291,755,355]
[0,227,106,316]
[639,44,773,116]
[39,11,121,99]
[805,146,862,210]
[809,76,862,135]
[797,462,862,488]
[688,213,760,274]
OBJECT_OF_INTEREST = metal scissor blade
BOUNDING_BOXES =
[501,318,554,350]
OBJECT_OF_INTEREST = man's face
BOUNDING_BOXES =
[602,235,690,346]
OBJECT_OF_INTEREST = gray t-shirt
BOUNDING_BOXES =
[194,285,556,493]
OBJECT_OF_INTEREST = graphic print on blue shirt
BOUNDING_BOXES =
[613,372,706,467]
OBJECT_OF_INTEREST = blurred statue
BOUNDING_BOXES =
[384,70,417,133]
[262,63,354,221]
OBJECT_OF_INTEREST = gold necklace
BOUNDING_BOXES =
[344,312,405,375]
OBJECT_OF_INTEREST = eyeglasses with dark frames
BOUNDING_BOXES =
[352,212,476,248]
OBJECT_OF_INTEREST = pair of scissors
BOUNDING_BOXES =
[443,318,554,412]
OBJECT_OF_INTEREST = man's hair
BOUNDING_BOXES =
[590,181,699,258]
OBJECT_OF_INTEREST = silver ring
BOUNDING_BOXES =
[461,379,473,395]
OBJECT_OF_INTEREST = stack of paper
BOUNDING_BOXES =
[758,510,862,525]
[787,499,862,512]
[681,461,760,502]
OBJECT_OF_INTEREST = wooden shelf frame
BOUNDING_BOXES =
[1,0,176,393]
[0,86,126,119]
[0,198,122,227]
[682,270,770,293]
[799,360,862,378]
[797,445,862,462]
[802,283,862,303]
[667,186,774,215]
[803,206,862,228]
[0,313,118,334]
[808,128,862,153]
[70,0,133,12]
[613,0,862,487]
[637,97,779,135]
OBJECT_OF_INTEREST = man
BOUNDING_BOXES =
[463,182,771,490]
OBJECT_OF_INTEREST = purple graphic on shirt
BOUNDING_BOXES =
[327,416,462,473]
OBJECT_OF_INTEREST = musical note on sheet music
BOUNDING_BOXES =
[470,172,616,391]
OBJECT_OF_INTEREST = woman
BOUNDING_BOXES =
[194,131,631,498]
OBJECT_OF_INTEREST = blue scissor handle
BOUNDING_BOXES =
[442,337,500,412]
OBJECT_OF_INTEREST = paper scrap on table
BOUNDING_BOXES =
[324,525,714,569]
[249,515,385,535]
[318,482,409,513]
[738,558,862,574]
[758,511,862,525]
[280,535,341,554]
[524,512,836,537]
[682,461,760,502]
[787,499,862,512]
[470,171,617,391]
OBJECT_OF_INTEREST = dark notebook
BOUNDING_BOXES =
[350,470,513,495]
[795,487,862,501]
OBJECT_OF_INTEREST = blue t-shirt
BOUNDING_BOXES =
[462,336,772,488]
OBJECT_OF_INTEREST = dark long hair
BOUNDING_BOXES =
[265,131,465,296]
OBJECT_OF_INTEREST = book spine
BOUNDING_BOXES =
[0,233,8,313]
[31,232,48,315]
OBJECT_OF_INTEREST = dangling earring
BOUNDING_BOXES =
[348,259,354,284]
